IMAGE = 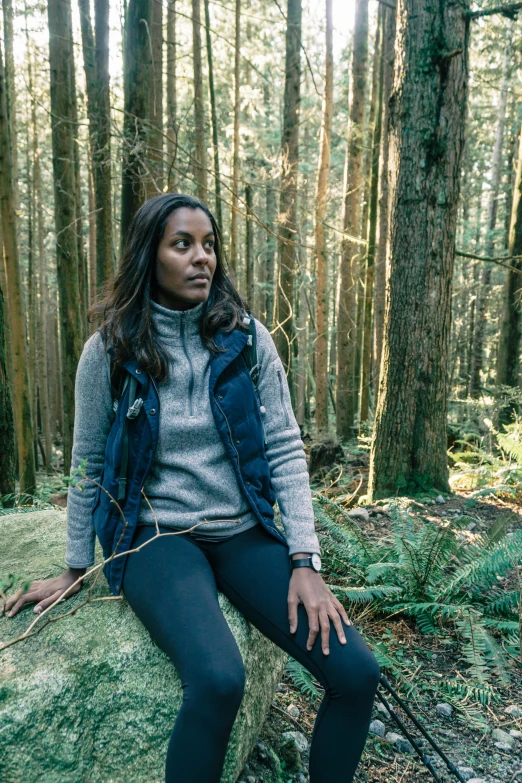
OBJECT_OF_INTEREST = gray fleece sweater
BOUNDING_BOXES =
[65,300,321,568]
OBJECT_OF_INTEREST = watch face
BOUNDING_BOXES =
[311,553,321,572]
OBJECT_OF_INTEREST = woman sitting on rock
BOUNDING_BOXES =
[5,193,380,783]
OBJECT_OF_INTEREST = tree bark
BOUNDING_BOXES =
[121,0,152,248]
[67,0,87,338]
[229,0,241,273]
[368,0,469,499]
[0,37,36,494]
[469,22,512,397]
[496,123,522,410]
[360,7,384,425]
[48,0,84,477]
[336,0,369,439]
[192,0,207,201]
[34,143,53,473]
[147,0,164,195]
[166,0,177,189]
[372,4,396,392]
[204,0,223,227]
[275,0,302,395]
[314,0,333,433]
[2,0,17,205]
[0,281,15,495]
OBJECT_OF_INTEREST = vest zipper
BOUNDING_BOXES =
[276,368,290,427]
[180,312,195,417]
[215,397,240,463]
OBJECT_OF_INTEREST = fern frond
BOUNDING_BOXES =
[329,584,403,603]
[284,658,322,703]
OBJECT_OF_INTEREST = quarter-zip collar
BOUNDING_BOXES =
[150,298,205,341]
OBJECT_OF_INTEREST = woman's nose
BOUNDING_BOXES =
[192,243,208,263]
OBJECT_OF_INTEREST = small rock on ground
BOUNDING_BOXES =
[384,731,413,753]
[467,779,487,783]
[347,507,370,523]
[456,768,476,782]
[491,727,514,747]
[395,738,414,753]
[435,495,446,504]
[281,731,308,753]
[505,704,522,718]
[369,719,386,737]
[436,702,454,719]
[287,704,300,718]
[509,729,522,739]
[493,742,512,752]
[384,731,402,744]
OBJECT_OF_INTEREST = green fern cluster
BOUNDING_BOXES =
[311,495,522,705]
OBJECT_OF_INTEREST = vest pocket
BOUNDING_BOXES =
[276,368,291,428]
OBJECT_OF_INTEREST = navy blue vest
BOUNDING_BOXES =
[92,326,287,595]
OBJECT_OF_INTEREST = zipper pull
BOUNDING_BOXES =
[127,398,144,419]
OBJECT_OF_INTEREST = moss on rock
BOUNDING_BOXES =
[0,510,286,783]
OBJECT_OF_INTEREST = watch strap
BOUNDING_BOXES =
[291,556,314,570]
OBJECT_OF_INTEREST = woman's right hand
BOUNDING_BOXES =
[2,568,86,618]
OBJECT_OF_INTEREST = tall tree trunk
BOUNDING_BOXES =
[275,0,302,395]
[88,161,96,303]
[79,0,112,290]
[0,280,15,494]
[229,0,241,273]
[265,174,277,329]
[245,178,254,307]
[469,22,512,398]
[94,0,113,286]
[166,0,177,190]
[372,4,396,391]
[0,37,36,494]
[24,15,38,469]
[148,0,164,195]
[204,0,223,228]
[192,0,207,201]
[368,0,469,500]
[496,124,522,415]
[314,0,333,433]
[336,0,368,439]
[48,0,84,477]
[121,0,152,248]
[34,144,53,473]
[360,7,384,425]
[2,0,17,205]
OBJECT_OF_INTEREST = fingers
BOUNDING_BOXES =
[5,590,36,618]
[34,590,65,614]
[306,607,320,652]
[329,608,347,647]
[319,608,331,655]
[3,581,39,616]
[333,596,351,627]
[288,592,298,634]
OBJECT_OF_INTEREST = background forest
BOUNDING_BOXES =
[3,0,522,782]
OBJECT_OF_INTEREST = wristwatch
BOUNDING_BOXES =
[290,553,322,573]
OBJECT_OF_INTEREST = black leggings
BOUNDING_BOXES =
[122,523,380,783]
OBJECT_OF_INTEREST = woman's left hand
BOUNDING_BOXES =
[288,566,351,656]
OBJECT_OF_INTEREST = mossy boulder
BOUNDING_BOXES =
[0,510,287,783]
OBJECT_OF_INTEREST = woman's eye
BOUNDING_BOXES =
[205,240,215,249]
[174,240,189,248]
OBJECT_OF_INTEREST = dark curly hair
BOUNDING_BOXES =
[89,194,247,383]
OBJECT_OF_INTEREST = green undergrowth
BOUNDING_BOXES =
[285,492,522,726]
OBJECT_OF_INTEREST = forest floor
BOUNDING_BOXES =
[239,467,522,783]
[8,443,522,782]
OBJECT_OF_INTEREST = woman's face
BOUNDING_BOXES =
[154,207,217,310]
